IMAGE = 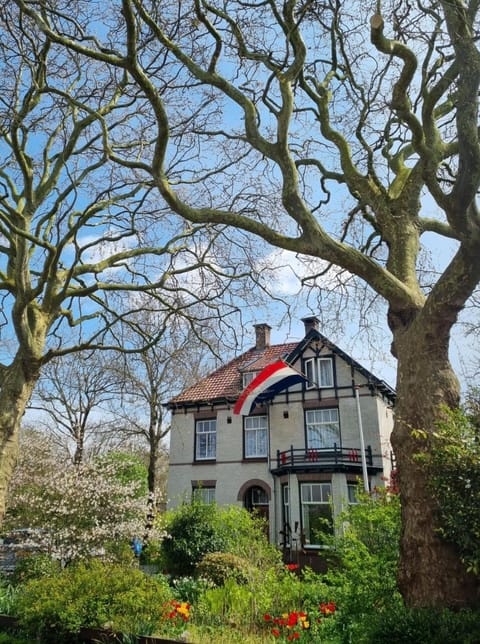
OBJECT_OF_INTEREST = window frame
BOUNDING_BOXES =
[244,414,268,459]
[347,482,359,504]
[192,486,216,504]
[305,408,340,449]
[281,484,291,547]
[304,357,334,390]
[300,482,333,548]
[195,418,217,461]
[242,371,258,388]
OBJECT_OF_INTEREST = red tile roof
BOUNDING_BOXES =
[168,342,298,407]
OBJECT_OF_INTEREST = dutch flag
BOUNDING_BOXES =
[233,359,306,416]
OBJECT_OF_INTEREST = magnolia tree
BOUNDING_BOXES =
[17,0,480,608]
[4,431,155,562]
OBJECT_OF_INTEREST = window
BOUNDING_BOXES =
[347,482,359,504]
[244,415,268,458]
[305,357,333,389]
[281,484,291,546]
[305,408,340,449]
[300,482,333,546]
[195,419,216,460]
[242,371,258,388]
[192,487,216,504]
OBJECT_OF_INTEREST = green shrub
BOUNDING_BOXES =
[195,578,255,628]
[197,552,255,586]
[14,559,173,641]
[157,501,280,578]
[159,500,227,576]
[211,505,281,571]
[0,578,19,616]
[416,407,480,575]
[12,553,61,585]
[0,634,30,644]
[320,486,402,643]
[367,605,480,644]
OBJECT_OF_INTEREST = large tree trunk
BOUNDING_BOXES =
[0,355,40,522]
[392,314,480,608]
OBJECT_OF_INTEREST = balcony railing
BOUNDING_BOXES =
[272,444,380,473]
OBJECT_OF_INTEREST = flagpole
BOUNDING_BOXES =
[355,385,370,493]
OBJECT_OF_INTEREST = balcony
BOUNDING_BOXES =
[271,444,383,475]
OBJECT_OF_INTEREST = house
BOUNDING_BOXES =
[166,316,395,567]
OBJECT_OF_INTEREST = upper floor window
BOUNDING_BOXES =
[242,371,258,388]
[305,408,340,449]
[305,357,333,389]
[244,415,268,458]
[195,419,216,460]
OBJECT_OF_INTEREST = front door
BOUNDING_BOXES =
[244,485,269,525]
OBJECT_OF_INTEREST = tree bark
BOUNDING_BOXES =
[0,356,41,522]
[392,315,480,608]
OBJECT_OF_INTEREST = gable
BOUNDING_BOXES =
[167,328,395,410]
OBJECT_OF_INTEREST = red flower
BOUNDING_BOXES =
[272,628,281,637]
[287,611,299,626]
[264,614,272,621]
[320,601,336,616]
[286,563,299,571]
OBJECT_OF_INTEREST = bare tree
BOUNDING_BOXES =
[0,2,259,527]
[30,352,122,465]
[18,0,480,607]
[107,311,214,531]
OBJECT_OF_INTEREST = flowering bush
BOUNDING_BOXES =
[5,440,162,563]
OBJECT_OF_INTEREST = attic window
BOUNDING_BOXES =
[305,357,333,389]
[242,371,258,388]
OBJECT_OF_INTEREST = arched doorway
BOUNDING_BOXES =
[238,480,271,531]
[243,485,270,530]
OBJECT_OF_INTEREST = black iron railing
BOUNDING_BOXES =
[273,444,375,471]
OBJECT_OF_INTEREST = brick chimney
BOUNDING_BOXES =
[302,316,320,336]
[254,323,271,350]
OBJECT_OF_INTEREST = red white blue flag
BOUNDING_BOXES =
[233,359,306,416]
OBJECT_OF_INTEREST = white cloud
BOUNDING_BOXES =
[256,248,351,296]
